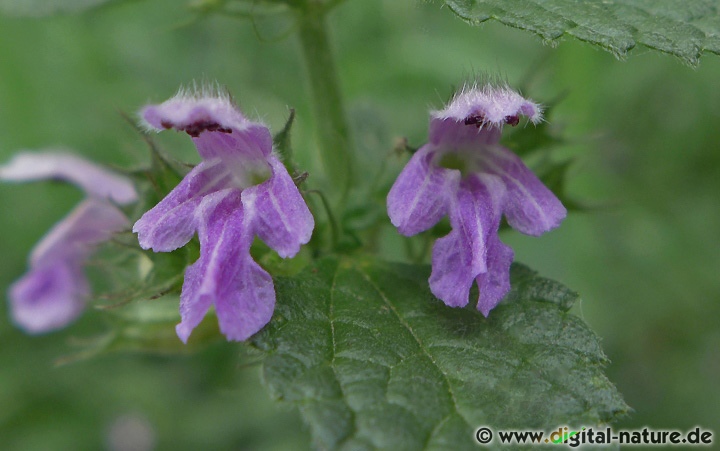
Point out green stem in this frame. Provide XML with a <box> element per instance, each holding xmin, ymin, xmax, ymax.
<box><xmin>306</xmin><ymin>189</ymin><xmax>340</xmax><ymax>251</ymax></box>
<box><xmin>297</xmin><ymin>4</ymin><xmax>353</xmax><ymax>207</ymax></box>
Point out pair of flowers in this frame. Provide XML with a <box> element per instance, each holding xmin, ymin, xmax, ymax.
<box><xmin>1</xmin><ymin>84</ymin><xmax>565</xmax><ymax>342</ymax></box>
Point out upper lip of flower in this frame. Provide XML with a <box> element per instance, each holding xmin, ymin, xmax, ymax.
<box><xmin>432</xmin><ymin>84</ymin><xmax>544</xmax><ymax>126</ymax></box>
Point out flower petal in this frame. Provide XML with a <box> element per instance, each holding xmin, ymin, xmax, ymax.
<box><xmin>482</xmin><ymin>146</ymin><xmax>567</xmax><ymax>236</ymax></box>
<box><xmin>242</xmin><ymin>156</ymin><xmax>314</xmax><ymax>259</ymax></box>
<box><xmin>175</xmin><ymin>259</ymin><xmax>214</xmax><ymax>344</ymax></box>
<box><xmin>428</xmin><ymin>229</ymin><xmax>474</xmax><ymax>308</ymax></box>
<box><xmin>475</xmin><ymin>235</ymin><xmax>514</xmax><ymax>316</ymax></box>
<box><xmin>428</xmin><ymin>173</ymin><xmax>505</xmax><ymax>307</ymax></box>
<box><xmin>8</xmin><ymin>199</ymin><xmax>127</xmax><ymax>334</ymax></box>
<box><xmin>5</xmin><ymin>197</ymin><xmax>128</xmax><ymax>335</ymax></box>
<box><xmin>176</xmin><ymin>189</ymin><xmax>245</xmax><ymax>343</ymax></box>
<box><xmin>428</xmin><ymin>117</ymin><xmax>501</xmax><ymax>148</ymax></box>
<box><xmin>9</xmin><ymin>260</ymin><xmax>88</xmax><ymax>334</ymax></box>
<box><xmin>133</xmin><ymin>161</ymin><xmax>236</xmax><ymax>252</ymax></box>
<box><xmin>214</xmin><ymin>258</ymin><xmax>275</xmax><ymax>342</ymax></box>
<box><xmin>387</xmin><ymin>145</ymin><xmax>458</xmax><ymax>236</ymax></box>
<box><xmin>451</xmin><ymin>173</ymin><xmax>506</xmax><ymax>276</ymax></box>
<box><xmin>31</xmin><ymin>199</ymin><xmax>128</xmax><ymax>265</ymax></box>
<box><xmin>141</xmin><ymin>93</ymin><xmax>273</xmax><ymax>165</ymax></box>
<box><xmin>193</xmin><ymin>126</ymin><xmax>272</xmax><ymax>168</ymax></box>
<box><xmin>0</xmin><ymin>151</ymin><xmax>137</xmax><ymax>204</ymax></box>
<box><xmin>432</xmin><ymin>84</ymin><xmax>543</xmax><ymax>127</ymax></box>
<box><xmin>176</xmin><ymin>189</ymin><xmax>273</xmax><ymax>343</ymax></box>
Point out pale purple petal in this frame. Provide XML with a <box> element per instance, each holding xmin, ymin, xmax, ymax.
<box><xmin>432</xmin><ymin>84</ymin><xmax>542</xmax><ymax>127</ymax></box>
<box><xmin>8</xmin><ymin>199</ymin><xmax>127</xmax><ymax>334</ymax></box>
<box><xmin>192</xmin><ymin>127</ymin><xmax>271</xmax><ymax>170</ymax></box>
<box><xmin>133</xmin><ymin>161</ymin><xmax>235</xmax><ymax>252</ymax></box>
<box><xmin>31</xmin><ymin>199</ymin><xmax>128</xmax><ymax>265</ymax></box>
<box><xmin>429</xmin><ymin>173</ymin><xmax>505</xmax><ymax>308</ymax></box>
<box><xmin>475</xmin><ymin>235</ymin><xmax>514</xmax><ymax>316</ymax></box>
<box><xmin>143</xmin><ymin>92</ymin><xmax>247</xmax><ymax>134</ymax></box>
<box><xmin>141</xmin><ymin>93</ymin><xmax>273</xmax><ymax>164</ymax></box>
<box><xmin>482</xmin><ymin>146</ymin><xmax>567</xmax><ymax>236</ymax></box>
<box><xmin>387</xmin><ymin>145</ymin><xmax>459</xmax><ymax>236</ymax></box>
<box><xmin>9</xmin><ymin>260</ymin><xmax>89</xmax><ymax>334</ymax></box>
<box><xmin>177</xmin><ymin>189</ymin><xmax>246</xmax><ymax>343</ymax></box>
<box><xmin>428</xmin><ymin>117</ymin><xmax>502</xmax><ymax>148</ymax></box>
<box><xmin>214</xmin><ymin>258</ymin><xmax>275</xmax><ymax>342</ymax></box>
<box><xmin>0</xmin><ymin>151</ymin><xmax>137</xmax><ymax>204</ymax></box>
<box><xmin>428</xmin><ymin>230</ymin><xmax>474</xmax><ymax>308</ymax></box>
<box><xmin>242</xmin><ymin>156</ymin><xmax>314</xmax><ymax>259</ymax></box>
<box><xmin>451</xmin><ymin>173</ymin><xmax>506</xmax><ymax>276</ymax></box>
<box><xmin>176</xmin><ymin>189</ymin><xmax>273</xmax><ymax>343</ymax></box>
<box><xmin>175</xmin><ymin>259</ymin><xmax>214</xmax><ymax>344</ymax></box>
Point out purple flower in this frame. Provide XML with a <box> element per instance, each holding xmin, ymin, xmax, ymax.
<box><xmin>387</xmin><ymin>84</ymin><xmax>566</xmax><ymax>315</ymax></box>
<box><xmin>0</xmin><ymin>151</ymin><xmax>137</xmax><ymax>333</ymax></box>
<box><xmin>133</xmin><ymin>90</ymin><xmax>314</xmax><ymax>343</ymax></box>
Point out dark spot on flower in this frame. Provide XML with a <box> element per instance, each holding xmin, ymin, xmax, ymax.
<box><xmin>504</xmin><ymin>115</ymin><xmax>520</xmax><ymax>126</ymax></box>
<box><xmin>182</xmin><ymin>121</ymin><xmax>233</xmax><ymax>137</ymax></box>
<box><xmin>463</xmin><ymin>114</ymin><xmax>486</xmax><ymax>128</ymax></box>
<box><xmin>160</xmin><ymin>121</ymin><xmax>173</xmax><ymax>129</ymax></box>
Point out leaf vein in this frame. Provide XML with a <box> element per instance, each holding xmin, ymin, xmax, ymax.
<box><xmin>355</xmin><ymin>264</ymin><xmax>475</xmax><ymax>446</ymax></box>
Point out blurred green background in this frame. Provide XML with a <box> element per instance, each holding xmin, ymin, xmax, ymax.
<box><xmin>1</xmin><ymin>0</ymin><xmax>719</xmax><ymax>449</ymax></box>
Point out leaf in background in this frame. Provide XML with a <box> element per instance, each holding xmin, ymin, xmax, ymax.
<box><xmin>0</xmin><ymin>0</ymin><xmax>123</xmax><ymax>16</ymax></box>
<box><xmin>252</xmin><ymin>257</ymin><xmax>628</xmax><ymax>450</ymax></box>
<box><xmin>444</xmin><ymin>0</ymin><xmax>720</xmax><ymax>66</ymax></box>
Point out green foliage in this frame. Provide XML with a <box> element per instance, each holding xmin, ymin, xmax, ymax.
<box><xmin>2</xmin><ymin>0</ymin><xmax>719</xmax><ymax>447</ymax></box>
<box><xmin>444</xmin><ymin>0</ymin><xmax>720</xmax><ymax>66</ymax></box>
<box><xmin>252</xmin><ymin>257</ymin><xmax>628</xmax><ymax>450</ymax></box>
<box><xmin>0</xmin><ymin>0</ymin><xmax>122</xmax><ymax>16</ymax></box>
<box><xmin>273</xmin><ymin>108</ymin><xmax>297</xmax><ymax>172</ymax></box>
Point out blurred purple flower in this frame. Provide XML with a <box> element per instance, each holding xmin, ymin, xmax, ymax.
<box><xmin>0</xmin><ymin>152</ymin><xmax>137</xmax><ymax>333</ymax></box>
<box><xmin>133</xmin><ymin>89</ymin><xmax>314</xmax><ymax>343</ymax></box>
<box><xmin>387</xmin><ymin>84</ymin><xmax>566</xmax><ymax>315</ymax></box>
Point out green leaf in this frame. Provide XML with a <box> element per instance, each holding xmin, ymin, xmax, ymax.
<box><xmin>252</xmin><ymin>257</ymin><xmax>628</xmax><ymax>450</ymax></box>
<box><xmin>444</xmin><ymin>0</ymin><xmax>720</xmax><ymax>66</ymax></box>
<box><xmin>0</xmin><ymin>0</ymin><xmax>123</xmax><ymax>16</ymax></box>
<box><xmin>273</xmin><ymin>108</ymin><xmax>297</xmax><ymax>172</ymax></box>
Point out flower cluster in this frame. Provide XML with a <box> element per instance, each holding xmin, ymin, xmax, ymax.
<box><xmin>0</xmin><ymin>152</ymin><xmax>137</xmax><ymax>333</ymax></box>
<box><xmin>133</xmin><ymin>90</ymin><xmax>314</xmax><ymax>342</ymax></box>
<box><xmin>3</xmin><ymin>82</ymin><xmax>565</xmax><ymax>342</ymax></box>
<box><xmin>387</xmin><ymin>84</ymin><xmax>566</xmax><ymax>315</ymax></box>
